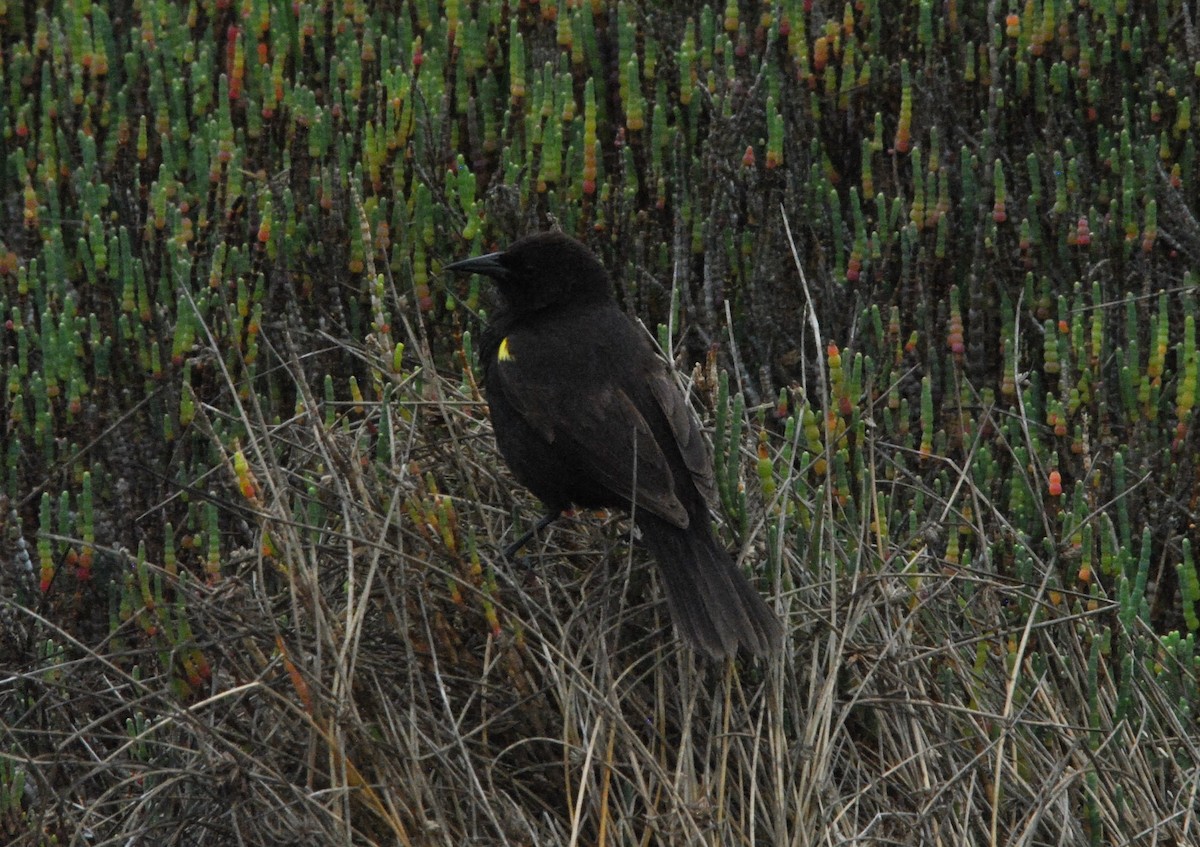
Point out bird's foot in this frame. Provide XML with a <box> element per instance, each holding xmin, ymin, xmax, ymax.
<box><xmin>502</xmin><ymin>510</ymin><xmax>563</xmax><ymax>564</ymax></box>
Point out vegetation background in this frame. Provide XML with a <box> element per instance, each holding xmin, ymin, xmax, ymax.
<box><xmin>1</xmin><ymin>0</ymin><xmax>1198</xmax><ymax>844</ymax></box>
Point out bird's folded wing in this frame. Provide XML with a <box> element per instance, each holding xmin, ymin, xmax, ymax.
<box><xmin>648</xmin><ymin>371</ymin><xmax>719</xmax><ymax>508</ymax></box>
<box><xmin>496</xmin><ymin>366</ymin><xmax>689</xmax><ymax>528</ymax></box>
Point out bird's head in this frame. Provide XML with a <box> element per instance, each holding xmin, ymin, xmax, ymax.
<box><xmin>444</xmin><ymin>231</ymin><xmax>612</xmax><ymax>313</ymax></box>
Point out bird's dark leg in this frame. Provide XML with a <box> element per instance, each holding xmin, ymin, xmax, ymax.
<box><xmin>503</xmin><ymin>510</ymin><xmax>562</xmax><ymax>562</ymax></box>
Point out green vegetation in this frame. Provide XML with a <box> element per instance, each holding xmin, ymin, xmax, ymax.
<box><xmin>1</xmin><ymin>0</ymin><xmax>1197</xmax><ymax>844</ymax></box>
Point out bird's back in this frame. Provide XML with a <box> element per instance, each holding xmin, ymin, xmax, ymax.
<box><xmin>481</xmin><ymin>299</ymin><xmax>709</xmax><ymax>520</ymax></box>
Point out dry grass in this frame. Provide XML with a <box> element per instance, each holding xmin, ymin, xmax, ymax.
<box><xmin>3</xmin><ymin>256</ymin><xmax>1198</xmax><ymax>847</ymax></box>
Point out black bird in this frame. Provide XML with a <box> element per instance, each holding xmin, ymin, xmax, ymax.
<box><xmin>445</xmin><ymin>232</ymin><xmax>781</xmax><ymax>658</ymax></box>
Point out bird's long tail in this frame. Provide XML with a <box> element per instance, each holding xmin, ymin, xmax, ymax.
<box><xmin>637</xmin><ymin>514</ymin><xmax>782</xmax><ymax>658</ymax></box>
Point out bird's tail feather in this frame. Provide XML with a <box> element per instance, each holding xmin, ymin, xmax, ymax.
<box><xmin>638</xmin><ymin>514</ymin><xmax>782</xmax><ymax>658</ymax></box>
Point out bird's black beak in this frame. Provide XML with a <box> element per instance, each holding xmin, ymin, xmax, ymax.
<box><xmin>444</xmin><ymin>251</ymin><xmax>509</xmax><ymax>281</ymax></box>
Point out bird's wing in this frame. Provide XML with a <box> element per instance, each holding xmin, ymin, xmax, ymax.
<box><xmin>494</xmin><ymin>364</ymin><xmax>690</xmax><ymax>528</ymax></box>
<box><xmin>648</xmin><ymin>370</ymin><xmax>719</xmax><ymax>507</ymax></box>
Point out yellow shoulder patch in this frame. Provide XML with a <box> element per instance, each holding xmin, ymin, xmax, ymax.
<box><xmin>498</xmin><ymin>337</ymin><xmax>514</xmax><ymax>361</ymax></box>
